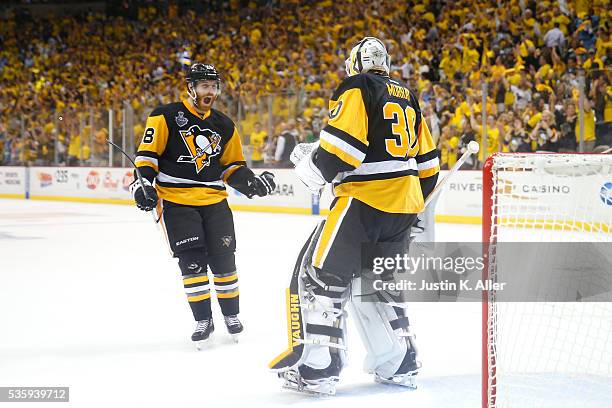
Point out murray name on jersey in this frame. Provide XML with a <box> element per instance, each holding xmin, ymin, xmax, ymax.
<box><xmin>314</xmin><ymin>73</ymin><xmax>440</xmax><ymax>214</ymax></box>
<box><xmin>134</xmin><ymin>100</ymin><xmax>248</xmax><ymax>206</ymax></box>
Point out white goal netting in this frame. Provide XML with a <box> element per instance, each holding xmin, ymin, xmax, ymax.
<box><xmin>484</xmin><ymin>153</ymin><xmax>612</xmax><ymax>408</ymax></box>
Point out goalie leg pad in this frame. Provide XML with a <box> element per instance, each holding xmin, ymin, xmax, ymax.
<box><xmin>269</xmin><ymin>224</ymin><xmax>350</xmax><ymax>393</ymax></box>
<box><xmin>350</xmin><ymin>278</ymin><xmax>420</xmax><ymax>384</ymax></box>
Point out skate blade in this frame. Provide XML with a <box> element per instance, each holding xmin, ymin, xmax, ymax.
<box><xmin>281</xmin><ymin>381</ymin><xmax>336</xmax><ymax>396</ymax></box>
<box><xmin>374</xmin><ymin>374</ymin><xmax>417</xmax><ymax>389</ymax></box>
<box><xmin>194</xmin><ymin>339</ymin><xmax>210</xmax><ymax>351</ymax></box>
<box><xmin>280</xmin><ymin>371</ymin><xmax>337</xmax><ymax>396</ymax></box>
<box><xmin>230</xmin><ymin>334</ymin><xmax>240</xmax><ymax>343</ymax></box>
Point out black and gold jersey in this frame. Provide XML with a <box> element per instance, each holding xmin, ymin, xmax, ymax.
<box><xmin>135</xmin><ymin>99</ymin><xmax>247</xmax><ymax>206</ymax></box>
<box><xmin>314</xmin><ymin>73</ymin><xmax>439</xmax><ymax>214</ymax></box>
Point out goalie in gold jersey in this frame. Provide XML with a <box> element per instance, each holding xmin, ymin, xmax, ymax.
<box><xmin>270</xmin><ymin>37</ymin><xmax>439</xmax><ymax>394</ymax></box>
<box><xmin>130</xmin><ymin>63</ymin><xmax>275</xmax><ymax>347</ymax></box>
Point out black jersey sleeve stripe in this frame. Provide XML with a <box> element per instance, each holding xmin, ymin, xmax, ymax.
<box><xmin>415</xmin><ymin>149</ymin><xmax>439</xmax><ymax>163</ymax></box>
<box><xmin>138</xmin><ymin>167</ymin><xmax>157</xmax><ymax>184</ymax></box>
<box><xmin>136</xmin><ymin>150</ymin><xmax>159</xmax><ymax>159</ymax></box>
<box><xmin>323</xmin><ymin>125</ymin><xmax>369</xmax><ymax>153</ymax></box>
<box><xmin>419</xmin><ymin>173</ymin><xmax>438</xmax><ymax>201</ymax></box>
<box><xmin>335</xmin><ymin>169</ymin><xmax>418</xmax><ymax>184</ymax></box>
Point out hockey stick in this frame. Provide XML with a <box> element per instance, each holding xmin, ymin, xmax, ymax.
<box><xmin>423</xmin><ymin>140</ymin><xmax>479</xmax><ymax>208</ymax></box>
<box><xmin>106</xmin><ymin>139</ymin><xmax>161</xmax><ymax>223</ymax></box>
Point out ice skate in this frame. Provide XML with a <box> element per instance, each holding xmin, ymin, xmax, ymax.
<box><xmin>374</xmin><ymin>372</ymin><xmax>418</xmax><ymax>389</ymax></box>
<box><xmin>192</xmin><ymin>318</ymin><xmax>214</xmax><ymax>350</ymax></box>
<box><xmin>223</xmin><ymin>314</ymin><xmax>243</xmax><ymax>343</ymax></box>
<box><xmin>373</xmin><ymin>357</ymin><xmax>420</xmax><ymax>389</ymax></box>
<box><xmin>279</xmin><ymin>369</ymin><xmax>338</xmax><ymax>396</ymax></box>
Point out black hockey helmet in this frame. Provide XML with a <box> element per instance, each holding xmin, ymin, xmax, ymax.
<box><xmin>186</xmin><ymin>63</ymin><xmax>220</xmax><ymax>84</ymax></box>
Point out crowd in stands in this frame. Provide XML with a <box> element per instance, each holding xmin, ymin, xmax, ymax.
<box><xmin>0</xmin><ymin>0</ymin><xmax>610</xmax><ymax>169</ymax></box>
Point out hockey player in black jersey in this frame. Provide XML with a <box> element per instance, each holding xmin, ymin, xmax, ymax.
<box><xmin>130</xmin><ymin>63</ymin><xmax>275</xmax><ymax>348</ymax></box>
<box><xmin>269</xmin><ymin>37</ymin><xmax>440</xmax><ymax>394</ymax></box>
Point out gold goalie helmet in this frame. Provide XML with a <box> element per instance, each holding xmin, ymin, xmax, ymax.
<box><xmin>344</xmin><ymin>37</ymin><xmax>391</xmax><ymax>77</ymax></box>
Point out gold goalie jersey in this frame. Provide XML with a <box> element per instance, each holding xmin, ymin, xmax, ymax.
<box><xmin>134</xmin><ymin>100</ymin><xmax>247</xmax><ymax>206</ymax></box>
<box><xmin>314</xmin><ymin>73</ymin><xmax>440</xmax><ymax>214</ymax></box>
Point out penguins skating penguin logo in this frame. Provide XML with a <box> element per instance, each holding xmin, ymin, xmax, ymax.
<box><xmin>177</xmin><ymin>125</ymin><xmax>222</xmax><ymax>173</ymax></box>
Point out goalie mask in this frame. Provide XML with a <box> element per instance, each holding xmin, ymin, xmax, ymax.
<box><xmin>186</xmin><ymin>63</ymin><xmax>221</xmax><ymax>111</ymax></box>
<box><xmin>345</xmin><ymin>37</ymin><xmax>391</xmax><ymax>77</ymax></box>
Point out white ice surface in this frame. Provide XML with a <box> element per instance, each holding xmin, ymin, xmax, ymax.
<box><xmin>1</xmin><ymin>199</ymin><xmax>607</xmax><ymax>407</ymax></box>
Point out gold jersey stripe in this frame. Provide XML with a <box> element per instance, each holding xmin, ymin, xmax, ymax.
<box><xmin>156</xmin><ymin>185</ymin><xmax>228</xmax><ymax>206</ymax></box>
<box><xmin>213</xmin><ymin>274</ymin><xmax>238</xmax><ymax>283</ymax></box>
<box><xmin>217</xmin><ymin>291</ymin><xmax>240</xmax><ymax>299</ymax></box>
<box><xmin>313</xmin><ymin>197</ymin><xmax>351</xmax><ymax>268</ymax></box>
<box><xmin>327</xmin><ymin>88</ymin><xmax>368</xmax><ymax>146</ymax></box>
<box><xmin>183</xmin><ymin>276</ymin><xmax>209</xmax><ymax>285</ymax></box>
<box><xmin>320</xmin><ymin>139</ymin><xmax>362</xmax><ymax>168</ymax></box>
<box><xmin>418</xmin><ymin>166</ymin><xmax>440</xmax><ymax>178</ymax></box>
<box><xmin>219</xmin><ymin>128</ymin><xmax>246</xmax><ymax>169</ymax></box>
<box><xmin>135</xmin><ymin>161</ymin><xmax>159</xmax><ymax>172</ymax></box>
<box><xmin>188</xmin><ymin>293</ymin><xmax>211</xmax><ymax>302</ymax></box>
<box><xmin>417</xmin><ymin>114</ymin><xmax>437</xmax><ymax>154</ymax></box>
<box><xmin>221</xmin><ymin>165</ymin><xmax>241</xmax><ymax>182</ymax></box>
<box><xmin>334</xmin><ymin>176</ymin><xmax>425</xmax><ymax>214</ymax></box>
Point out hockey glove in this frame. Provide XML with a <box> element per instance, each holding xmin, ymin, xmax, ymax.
<box><xmin>129</xmin><ymin>178</ymin><xmax>158</xmax><ymax>212</ymax></box>
<box><xmin>290</xmin><ymin>141</ymin><xmax>320</xmax><ymax>166</ymax></box>
<box><xmin>295</xmin><ymin>149</ymin><xmax>326</xmax><ymax>194</ymax></box>
<box><xmin>247</xmin><ymin>171</ymin><xmax>276</xmax><ymax>197</ymax></box>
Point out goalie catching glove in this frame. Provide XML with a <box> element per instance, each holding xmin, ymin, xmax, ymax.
<box><xmin>291</xmin><ymin>142</ymin><xmax>326</xmax><ymax>194</ymax></box>
<box><xmin>129</xmin><ymin>178</ymin><xmax>158</xmax><ymax>212</ymax></box>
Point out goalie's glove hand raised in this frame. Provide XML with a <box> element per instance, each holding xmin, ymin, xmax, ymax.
<box><xmin>246</xmin><ymin>171</ymin><xmax>276</xmax><ymax>198</ymax></box>
<box><xmin>129</xmin><ymin>178</ymin><xmax>158</xmax><ymax>212</ymax></box>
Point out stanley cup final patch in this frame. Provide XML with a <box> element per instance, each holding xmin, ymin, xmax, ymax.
<box><xmin>175</xmin><ymin>111</ymin><xmax>188</xmax><ymax>127</ymax></box>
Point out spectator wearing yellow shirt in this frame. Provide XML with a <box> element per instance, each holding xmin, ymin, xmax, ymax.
<box><xmin>438</xmin><ymin>126</ymin><xmax>459</xmax><ymax>170</ymax></box>
<box><xmin>249</xmin><ymin>122</ymin><xmax>267</xmax><ymax>168</ymax></box>
<box><xmin>67</xmin><ymin>132</ymin><xmax>91</xmax><ymax>166</ymax></box>
<box><xmin>461</xmin><ymin>38</ymin><xmax>480</xmax><ymax>75</ymax></box>
<box><xmin>469</xmin><ymin>102</ymin><xmax>501</xmax><ymax>161</ymax></box>
<box><xmin>439</xmin><ymin>47</ymin><xmax>461</xmax><ymax>81</ymax></box>
<box><xmin>575</xmin><ymin>98</ymin><xmax>596</xmax><ymax>152</ymax></box>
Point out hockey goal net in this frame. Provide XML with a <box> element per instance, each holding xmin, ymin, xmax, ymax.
<box><xmin>482</xmin><ymin>153</ymin><xmax>612</xmax><ymax>408</ymax></box>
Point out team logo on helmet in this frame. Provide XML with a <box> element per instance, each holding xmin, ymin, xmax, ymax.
<box><xmin>177</xmin><ymin>125</ymin><xmax>222</xmax><ymax>173</ymax></box>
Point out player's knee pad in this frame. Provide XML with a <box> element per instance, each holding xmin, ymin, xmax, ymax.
<box><xmin>350</xmin><ymin>278</ymin><xmax>420</xmax><ymax>381</ymax></box>
<box><xmin>269</xmin><ymin>223</ymin><xmax>350</xmax><ymax>382</ymax></box>
<box><xmin>177</xmin><ymin>249</ymin><xmax>210</xmax><ymax>303</ymax></box>
<box><xmin>177</xmin><ymin>248</ymin><xmax>207</xmax><ymax>275</ymax></box>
